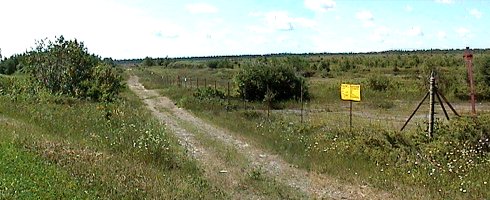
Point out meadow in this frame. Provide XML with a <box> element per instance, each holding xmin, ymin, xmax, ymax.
<box><xmin>0</xmin><ymin>75</ymin><xmax>226</xmax><ymax>199</ymax></box>
<box><xmin>132</xmin><ymin>53</ymin><xmax>490</xmax><ymax>199</ymax></box>
<box><xmin>2</xmin><ymin>48</ymin><xmax>490</xmax><ymax>199</ymax></box>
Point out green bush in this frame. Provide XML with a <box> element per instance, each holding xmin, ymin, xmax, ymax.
<box><xmin>141</xmin><ymin>56</ymin><xmax>155</xmax><ymax>67</ymax></box>
<box><xmin>82</xmin><ymin>64</ymin><xmax>124</xmax><ymax>102</ymax></box>
<box><xmin>0</xmin><ymin>54</ymin><xmax>23</xmax><ymax>75</ymax></box>
<box><xmin>193</xmin><ymin>87</ymin><xmax>225</xmax><ymax>100</ymax></box>
<box><xmin>207</xmin><ymin>59</ymin><xmax>233</xmax><ymax>69</ymax></box>
<box><xmin>367</xmin><ymin>74</ymin><xmax>392</xmax><ymax>91</ymax></box>
<box><xmin>24</xmin><ymin>36</ymin><xmax>123</xmax><ymax>102</ymax></box>
<box><xmin>234</xmin><ymin>62</ymin><xmax>308</xmax><ymax>102</ymax></box>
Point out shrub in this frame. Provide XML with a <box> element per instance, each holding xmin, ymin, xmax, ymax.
<box><xmin>207</xmin><ymin>59</ymin><xmax>233</xmax><ymax>69</ymax></box>
<box><xmin>141</xmin><ymin>57</ymin><xmax>155</xmax><ymax>67</ymax></box>
<box><xmin>207</xmin><ymin>60</ymin><xmax>219</xmax><ymax>69</ymax></box>
<box><xmin>82</xmin><ymin>64</ymin><xmax>124</xmax><ymax>102</ymax></box>
<box><xmin>234</xmin><ymin>62</ymin><xmax>308</xmax><ymax>102</ymax></box>
<box><xmin>367</xmin><ymin>74</ymin><xmax>392</xmax><ymax>91</ymax></box>
<box><xmin>0</xmin><ymin>54</ymin><xmax>28</xmax><ymax>75</ymax></box>
<box><xmin>24</xmin><ymin>36</ymin><xmax>123</xmax><ymax>102</ymax></box>
<box><xmin>193</xmin><ymin>87</ymin><xmax>225</xmax><ymax>100</ymax></box>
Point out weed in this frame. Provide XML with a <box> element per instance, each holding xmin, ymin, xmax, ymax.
<box><xmin>248</xmin><ymin>167</ymin><xmax>265</xmax><ymax>181</ymax></box>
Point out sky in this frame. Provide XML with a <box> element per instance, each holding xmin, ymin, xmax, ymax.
<box><xmin>0</xmin><ymin>0</ymin><xmax>489</xmax><ymax>59</ymax></box>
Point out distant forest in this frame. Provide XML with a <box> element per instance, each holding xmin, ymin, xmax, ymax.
<box><xmin>115</xmin><ymin>48</ymin><xmax>490</xmax><ymax>67</ymax></box>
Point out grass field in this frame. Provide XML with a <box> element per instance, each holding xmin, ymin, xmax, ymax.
<box><xmin>134</xmin><ymin>66</ymin><xmax>490</xmax><ymax>199</ymax></box>
<box><xmin>2</xmin><ymin>62</ymin><xmax>489</xmax><ymax>199</ymax></box>
<box><xmin>0</xmin><ymin>75</ymin><xmax>226</xmax><ymax>199</ymax></box>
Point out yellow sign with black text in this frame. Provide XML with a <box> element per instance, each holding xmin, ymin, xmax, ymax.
<box><xmin>341</xmin><ymin>84</ymin><xmax>361</xmax><ymax>101</ymax></box>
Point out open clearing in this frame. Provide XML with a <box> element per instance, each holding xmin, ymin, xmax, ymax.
<box><xmin>128</xmin><ymin>75</ymin><xmax>395</xmax><ymax>199</ymax></box>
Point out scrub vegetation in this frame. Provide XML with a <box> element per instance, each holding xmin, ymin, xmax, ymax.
<box><xmin>132</xmin><ymin>50</ymin><xmax>490</xmax><ymax>199</ymax></box>
<box><xmin>2</xmin><ymin>37</ymin><xmax>490</xmax><ymax>199</ymax></box>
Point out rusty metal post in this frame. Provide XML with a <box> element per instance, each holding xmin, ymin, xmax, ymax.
<box><xmin>464</xmin><ymin>47</ymin><xmax>476</xmax><ymax>116</ymax></box>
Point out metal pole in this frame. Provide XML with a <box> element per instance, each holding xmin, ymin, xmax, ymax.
<box><xmin>400</xmin><ymin>92</ymin><xmax>429</xmax><ymax>131</ymax></box>
<box><xmin>267</xmin><ymin>85</ymin><xmax>270</xmax><ymax>118</ymax></box>
<box><xmin>301</xmin><ymin>83</ymin><xmax>304</xmax><ymax>124</ymax></box>
<box><xmin>227</xmin><ymin>81</ymin><xmax>230</xmax><ymax>111</ymax></box>
<box><xmin>438</xmin><ymin>92</ymin><xmax>461</xmax><ymax>117</ymax></box>
<box><xmin>429</xmin><ymin>71</ymin><xmax>435</xmax><ymax>138</ymax></box>
<box><xmin>436</xmin><ymin>91</ymin><xmax>450</xmax><ymax>120</ymax></box>
<box><xmin>464</xmin><ymin>47</ymin><xmax>477</xmax><ymax>116</ymax></box>
<box><xmin>349</xmin><ymin>100</ymin><xmax>353</xmax><ymax>132</ymax></box>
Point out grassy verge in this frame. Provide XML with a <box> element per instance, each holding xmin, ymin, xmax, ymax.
<box><xmin>0</xmin><ymin>120</ymin><xmax>96</xmax><ymax>199</ymax></box>
<box><xmin>0</xmin><ymin>75</ymin><xmax>226</xmax><ymax>199</ymax></box>
<box><xmin>135</xmin><ymin>67</ymin><xmax>490</xmax><ymax>199</ymax></box>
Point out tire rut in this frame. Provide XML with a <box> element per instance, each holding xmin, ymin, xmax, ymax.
<box><xmin>128</xmin><ymin>75</ymin><xmax>396</xmax><ymax>199</ymax></box>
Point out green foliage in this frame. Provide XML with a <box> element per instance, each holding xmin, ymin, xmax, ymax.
<box><xmin>367</xmin><ymin>74</ymin><xmax>392</xmax><ymax>91</ymax></box>
<box><xmin>167</xmin><ymin>61</ymin><xmax>205</xmax><ymax>68</ymax></box>
<box><xmin>234</xmin><ymin>62</ymin><xmax>308</xmax><ymax>102</ymax></box>
<box><xmin>207</xmin><ymin>60</ymin><xmax>219</xmax><ymax>69</ymax></box>
<box><xmin>207</xmin><ymin>59</ymin><xmax>234</xmax><ymax>69</ymax></box>
<box><xmin>285</xmin><ymin>56</ymin><xmax>308</xmax><ymax>71</ymax></box>
<box><xmin>474</xmin><ymin>55</ymin><xmax>490</xmax><ymax>100</ymax></box>
<box><xmin>83</xmin><ymin>64</ymin><xmax>124</xmax><ymax>102</ymax></box>
<box><xmin>479</xmin><ymin>56</ymin><xmax>490</xmax><ymax>86</ymax></box>
<box><xmin>141</xmin><ymin>56</ymin><xmax>155</xmax><ymax>67</ymax></box>
<box><xmin>24</xmin><ymin>36</ymin><xmax>123</xmax><ymax>102</ymax></box>
<box><xmin>0</xmin><ymin>54</ymin><xmax>27</xmax><ymax>75</ymax></box>
<box><xmin>193</xmin><ymin>87</ymin><xmax>225</xmax><ymax>100</ymax></box>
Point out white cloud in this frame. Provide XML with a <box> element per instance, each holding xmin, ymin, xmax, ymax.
<box><xmin>304</xmin><ymin>0</ymin><xmax>336</xmax><ymax>12</ymax></box>
<box><xmin>370</xmin><ymin>26</ymin><xmax>391</xmax><ymax>42</ymax></box>
<box><xmin>456</xmin><ymin>27</ymin><xmax>471</xmax><ymax>38</ymax></box>
<box><xmin>265</xmin><ymin>11</ymin><xmax>294</xmax><ymax>31</ymax></box>
<box><xmin>470</xmin><ymin>9</ymin><xmax>483</xmax><ymax>19</ymax></box>
<box><xmin>406</xmin><ymin>26</ymin><xmax>424</xmax><ymax>37</ymax></box>
<box><xmin>294</xmin><ymin>18</ymin><xmax>317</xmax><ymax>28</ymax></box>
<box><xmin>251</xmin><ymin>11</ymin><xmax>317</xmax><ymax>32</ymax></box>
<box><xmin>435</xmin><ymin>0</ymin><xmax>454</xmax><ymax>4</ymax></box>
<box><xmin>0</xmin><ymin>0</ymin><xmax>174</xmax><ymax>58</ymax></box>
<box><xmin>405</xmin><ymin>5</ymin><xmax>413</xmax><ymax>12</ymax></box>
<box><xmin>437</xmin><ymin>31</ymin><xmax>447</xmax><ymax>40</ymax></box>
<box><xmin>356</xmin><ymin>10</ymin><xmax>375</xmax><ymax>27</ymax></box>
<box><xmin>185</xmin><ymin>3</ymin><xmax>218</xmax><ymax>14</ymax></box>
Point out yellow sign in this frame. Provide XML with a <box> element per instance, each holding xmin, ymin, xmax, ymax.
<box><xmin>341</xmin><ymin>84</ymin><xmax>361</xmax><ymax>101</ymax></box>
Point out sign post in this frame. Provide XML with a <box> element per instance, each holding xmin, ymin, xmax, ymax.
<box><xmin>464</xmin><ymin>47</ymin><xmax>476</xmax><ymax>116</ymax></box>
<box><xmin>341</xmin><ymin>84</ymin><xmax>361</xmax><ymax>131</ymax></box>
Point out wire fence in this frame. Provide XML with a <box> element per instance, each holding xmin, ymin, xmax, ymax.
<box><xmin>150</xmin><ymin>74</ymin><xmax>468</xmax><ymax>132</ymax></box>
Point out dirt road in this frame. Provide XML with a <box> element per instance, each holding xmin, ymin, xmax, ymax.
<box><xmin>128</xmin><ymin>75</ymin><xmax>395</xmax><ymax>199</ymax></box>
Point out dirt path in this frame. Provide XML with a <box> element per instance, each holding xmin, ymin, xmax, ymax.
<box><xmin>128</xmin><ymin>75</ymin><xmax>395</xmax><ymax>199</ymax></box>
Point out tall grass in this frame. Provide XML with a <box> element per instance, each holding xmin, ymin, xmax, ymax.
<box><xmin>0</xmin><ymin>75</ymin><xmax>226</xmax><ymax>199</ymax></box>
<box><xmin>137</xmin><ymin>67</ymin><xmax>490</xmax><ymax>199</ymax></box>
